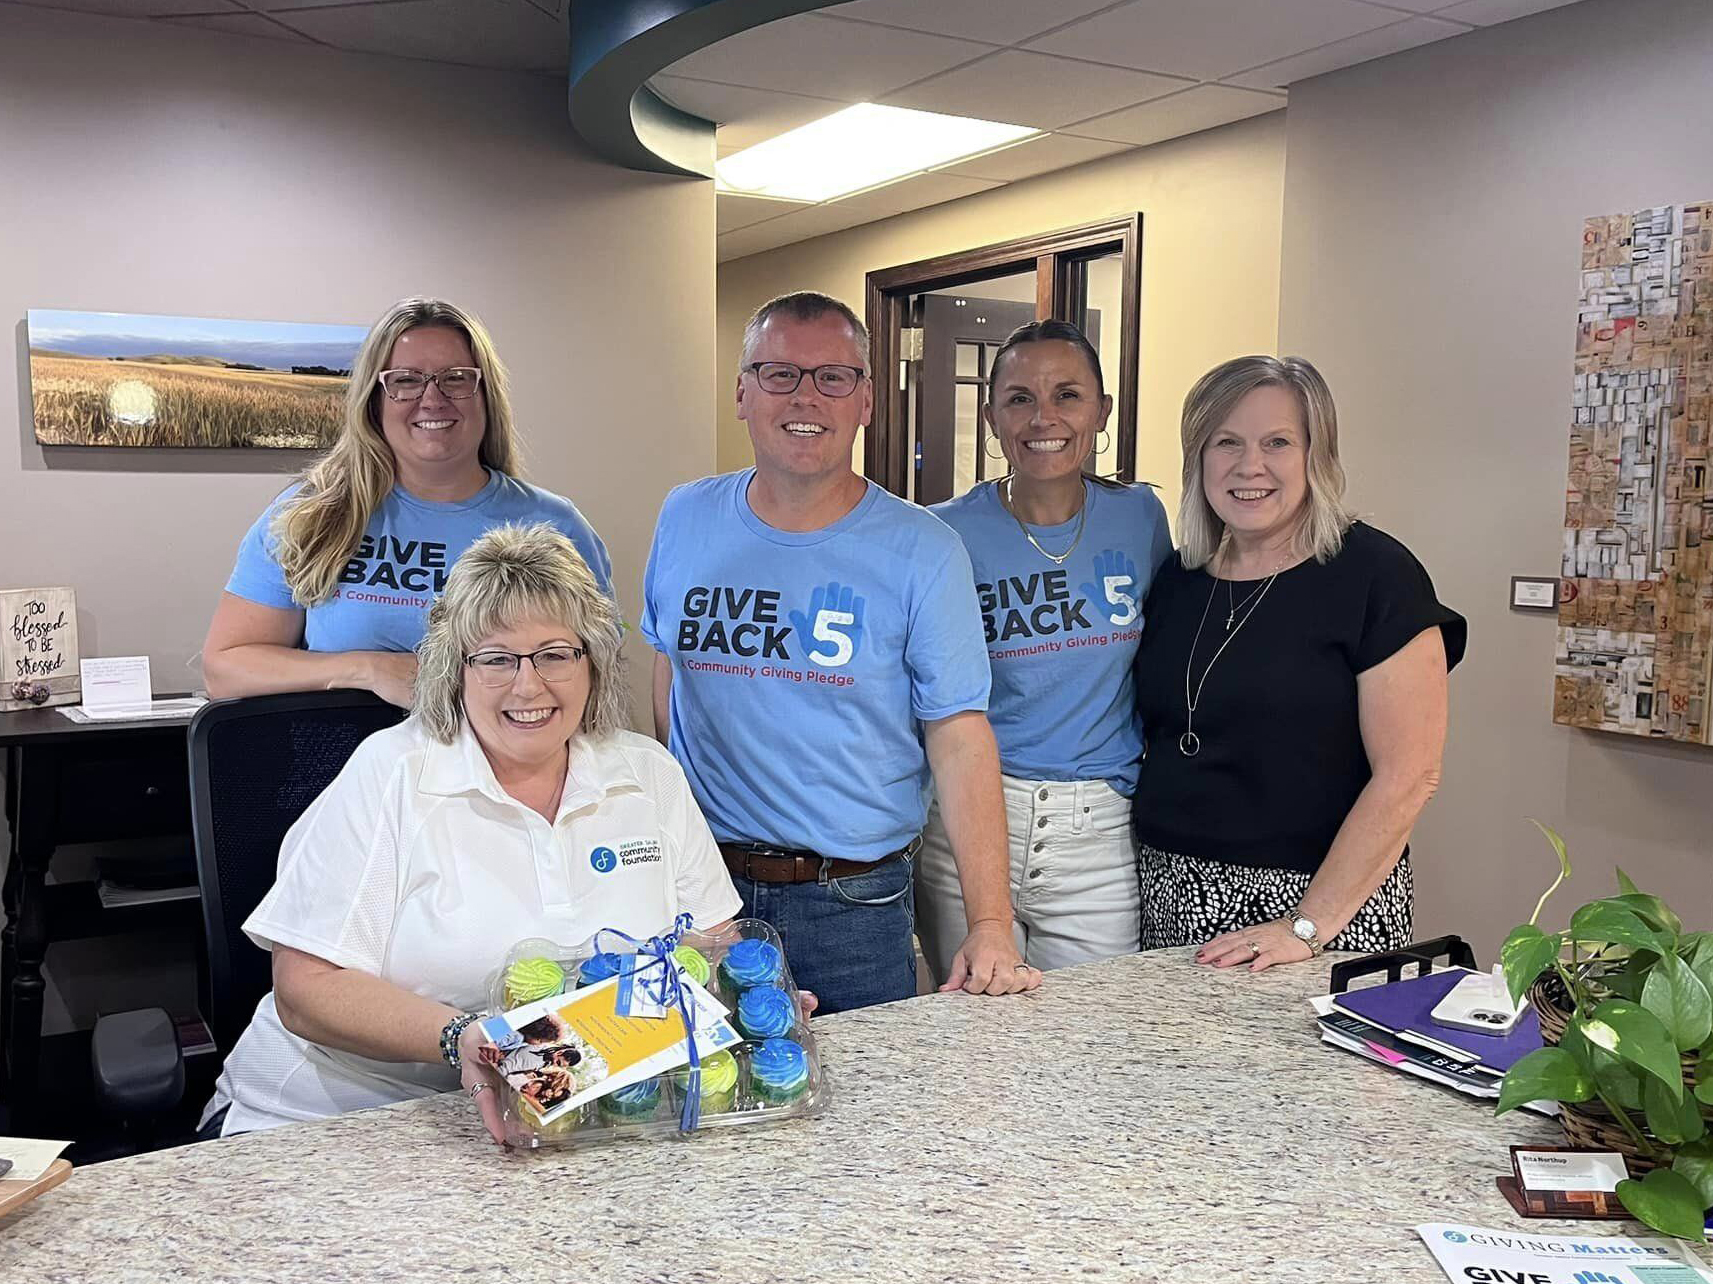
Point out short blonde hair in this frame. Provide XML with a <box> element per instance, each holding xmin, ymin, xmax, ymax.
<box><xmin>273</xmin><ymin>297</ymin><xmax>524</xmax><ymax>606</ymax></box>
<box><xmin>1176</xmin><ymin>355</ymin><xmax>1354</xmax><ymax>570</ymax></box>
<box><xmin>414</xmin><ymin>524</ymin><xmax>627</xmax><ymax>744</ymax></box>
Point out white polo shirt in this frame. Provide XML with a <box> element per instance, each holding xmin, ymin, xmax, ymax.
<box><xmin>205</xmin><ymin>717</ymin><xmax>741</xmax><ymax>1135</ymax></box>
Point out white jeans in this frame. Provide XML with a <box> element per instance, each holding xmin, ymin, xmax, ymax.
<box><xmin>914</xmin><ymin>775</ymin><xmax>1140</xmax><ymax>985</ymax></box>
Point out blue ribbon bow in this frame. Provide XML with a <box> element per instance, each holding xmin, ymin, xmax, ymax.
<box><xmin>591</xmin><ymin>912</ymin><xmax>704</xmax><ymax>1132</ymax></box>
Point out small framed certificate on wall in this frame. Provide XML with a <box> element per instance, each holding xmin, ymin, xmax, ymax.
<box><xmin>1510</xmin><ymin>577</ymin><xmax>1559</xmax><ymax>611</ymax></box>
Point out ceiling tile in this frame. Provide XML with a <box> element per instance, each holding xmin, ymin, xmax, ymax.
<box><xmin>161</xmin><ymin>11</ymin><xmax>311</xmax><ymax>41</ymax></box>
<box><xmin>823</xmin><ymin>0</ymin><xmax>1118</xmax><ymax>46</ymax></box>
<box><xmin>9</xmin><ymin>0</ymin><xmax>242</xmax><ymax>14</ymax></box>
<box><xmin>717</xmin><ymin>194</ymin><xmax>807</xmax><ymax>233</ymax></box>
<box><xmin>1065</xmin><ymin>83</ymin><xmax>1282</xmax><ymax>146</ymax></box>
<box><xmin>885</xmin><ymin>50</ymin><xmax>1191</xmax><ymax>131</ymax></box>
<box><xmin>939</xmin><ymin>132</ymin><xmax>1131</xmax><ymax>182</ymax></box>
<box><xmin>1222</xmin><ymin>14</ymin><xmax>1470</xmax><ymax>90</ymax></box>
<box><xmin>650</xmin><ymin>77</ymin><xmax>843</xmax><ymax>153</ymax></box>
<box><xmin>799</xmin><ymin>171</ymin><xmax>1003</xmax><ymax>231</ymax></box>
<box><xmin>718</xmin><ymin>213</ymin><xmax>818</xmax><ymax>262</ymax></box>
<box><xmin>1431</xmin><ymin>0</ymin><xmax>1583</xmax><ymax>24</ymax></box>
<box><xmin>246</xmin><ymin>0</ymin><xmax>414</xmax><ymax>9</ymax></box>
<box><xmin>1029</xmin><ymin>0</ymin><xmax>1402</xmax><ymax>80</ymax></box>
<box><xmin>268</xmin><ymin>0</ymin><xmax>566</xmax><ymax>73</ymax></box>
<box><xmin>661</xmin><ymin>13</ymin><xmax>989</xmax><ymax>101</ymax></box>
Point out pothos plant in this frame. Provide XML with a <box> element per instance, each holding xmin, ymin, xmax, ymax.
<box><xmin>1494</xmin><ymin>823</ymin><xmax>1713</xmax><ymax>1240</ymax></box>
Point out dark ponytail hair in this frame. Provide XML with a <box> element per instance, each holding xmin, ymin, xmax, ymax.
<box><xmin>987</xmin><ymin>319</ymin><xmax>1104</xmax><ymax>402</ymax></box>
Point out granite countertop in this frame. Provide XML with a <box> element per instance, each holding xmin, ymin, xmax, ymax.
<box><xmin>4</xmin><ymin>949</ymin><xmax>1708</xmax><ymax>1282</ymax></box>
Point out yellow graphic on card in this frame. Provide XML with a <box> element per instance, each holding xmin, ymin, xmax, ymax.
<box><xmin>553</xmin><ymin>983</ymin><xmax>687</xmax><ymax>1073</ymax></box>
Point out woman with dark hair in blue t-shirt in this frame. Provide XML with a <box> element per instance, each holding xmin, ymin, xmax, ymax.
<box><xmin>916</xmin><ymin>321</ymin><xmax>1172</xmax><ymax>982</ymax></box>
<box><xmin>203</xmin><ymin>296</ymin><xmax>608</xmax><ymax>707</ymax></box>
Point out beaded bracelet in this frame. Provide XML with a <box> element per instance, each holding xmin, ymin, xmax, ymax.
<box><xmin>439</xmin><ymin>1011</ymin><xmax>482</xmax><ymax>1069</ymax></box>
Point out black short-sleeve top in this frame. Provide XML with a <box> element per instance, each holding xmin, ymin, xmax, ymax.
<box><xmin>1131</xmin><ymin>522</ymin><xmax>1466</xmax><ymax>875</ymax></box>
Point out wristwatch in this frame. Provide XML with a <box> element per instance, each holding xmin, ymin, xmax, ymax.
<box><xmin>1287</xmin><ymin>907</ymin><xmax>1324</xmax><ymax>957</ymax></box>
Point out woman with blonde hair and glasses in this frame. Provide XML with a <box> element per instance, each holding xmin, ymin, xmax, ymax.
<box><xmin>1130</xmin><ymin>356</ymin><xmax>1466</xmax><ymax>970</ymax></box>
<box><xmin>204</xmin><ymin>296</ymin><xmax>610</xmax><ymax>707</ymax></box>
<box><xmin>200</xmin><ymin>523</ymin><xmax>739</xmax><ymax>1140</ymax></box>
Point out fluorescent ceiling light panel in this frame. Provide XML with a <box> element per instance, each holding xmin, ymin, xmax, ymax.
<box><xmin>715</xmin><ymin>103</ymin><xmax>1038</xmax><ymax>203</ymax></box>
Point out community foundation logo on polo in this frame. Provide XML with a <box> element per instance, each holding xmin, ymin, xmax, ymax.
<box><xmin>590</xmin><ymin>839</ymin><xmax>663</xmax><ymax>874</ymax></box>
<box><xmin>980</xmin><ymin>550</ymin><xmax>1141</xmax><ymax>650</ymax></box>
<box><xmin>674</xmin><ymin>581</ymin><xmax>864</xmax><ymax>686</ymax></box>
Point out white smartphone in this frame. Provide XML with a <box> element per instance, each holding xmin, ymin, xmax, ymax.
<box><xmin>1430</xmin><ymin>970</ymin><xmax>1528</xmax><ymax>1036</ymax></box>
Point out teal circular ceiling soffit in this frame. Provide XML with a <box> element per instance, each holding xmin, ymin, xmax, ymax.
<box><xmin>569</xmin><ymin>0</ymin><xmax>846</xmax><ymax>178</ymax></box>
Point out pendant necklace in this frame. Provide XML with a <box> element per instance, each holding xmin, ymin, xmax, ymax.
<box><xmin>1004</xmin><ymin>475</ymin><xmax>1086</xmax><ymax>566</ymax></box>
<box><xmin>1180</xmin><ymin>558</ymin><xmax>1285</xmax><ymax>757</ymax></box>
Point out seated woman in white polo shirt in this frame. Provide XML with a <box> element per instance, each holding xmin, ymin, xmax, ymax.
<box><xmin>202</xmin><ymin>522</ymin><xmax>742</xmax><ymax>1141</ymax></box>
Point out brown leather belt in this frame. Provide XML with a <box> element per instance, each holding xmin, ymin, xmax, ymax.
<box><xmin>718</xmin><ymin>837</ymin><xmax>920</xmax><ymax>885</ymax></box>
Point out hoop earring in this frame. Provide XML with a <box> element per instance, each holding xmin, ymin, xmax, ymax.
<box><xmin>983</xmin><ymin>435</ymin><xmax>1006</xmax><ymax>462</ymax></box>
<box><xmin>1094</xmin><ymin>427</ymin><xmax>1111</xmax><ymax>455</ymax></box>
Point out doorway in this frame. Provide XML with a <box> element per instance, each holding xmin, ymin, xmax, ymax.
<box><xmin>864</xmin><ymin>214</ymin><xmax>1142</xmax><ymax>503</ymax></box>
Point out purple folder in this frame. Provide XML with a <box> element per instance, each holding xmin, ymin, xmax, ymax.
<box><xmin>1331</xmin><ymin>968</ymin><xmax>1543</xmax><ymax>1073</ymax></box>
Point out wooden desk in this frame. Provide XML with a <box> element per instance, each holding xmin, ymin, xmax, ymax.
<box><xmin>0</xmin><ymin>704</ymin><xmax>196</xmax><ymax>1127</ymax></box>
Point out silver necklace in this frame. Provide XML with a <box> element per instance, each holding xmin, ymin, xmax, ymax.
<box><xmin>1181</xmin><ymin>561</ymin><xmax>1284</xmax><ymax>757</ymax></box>
<box><xmin>1225</xmin><ymin>576</ymin><xmax>1269</xmax><ymax>630</ymax></box>
<box><xmin>1003</xmin><ymin>476</ymin><xmax>1087</xmax><ymax>566</ymax></box>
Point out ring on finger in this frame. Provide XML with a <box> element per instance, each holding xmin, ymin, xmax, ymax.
<box><xmin>1245</xmin><ymin>939</ymin><xmax>1260</xmax><ymax>958</ymax></box>
<box><xmin>468</xmin><ymin>1082</ymin><xmax>489</xmax><ymax>1099</ymax></box>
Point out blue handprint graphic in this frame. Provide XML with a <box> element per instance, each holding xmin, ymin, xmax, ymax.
<box><xmin>788</xmin><ymin>581</ymin><xmax>866</xmax><ymax>668</ymax></box>
<box><xmin>1079</xmin><ymin>549</ymin><xmax>1140</xmax><ymax>627</ymax></box>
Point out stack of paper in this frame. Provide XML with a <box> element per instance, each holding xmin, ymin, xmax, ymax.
<box><xmin>1311</xmin><ymin>967</ymin><xmax>1545</xmax><ymax>1105</ymax></box>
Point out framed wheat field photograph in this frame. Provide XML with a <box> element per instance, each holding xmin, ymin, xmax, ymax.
<box><xmin>26</xmin><ymin>308</ymin><xmax>366</xmax><ymax>449</ymax></box>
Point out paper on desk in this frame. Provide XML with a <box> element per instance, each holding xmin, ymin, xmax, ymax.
<box><xmin>59</xmin><ymin>696</ymin><xmax>205</xmax><ymax>724</ymax></box>
<box><xmin>0</xmin><ymin>1137</ymin><xmax>71</xmax><ymax>1183</ymax></box>
<box><xmin>1419</xmin><ymin>1224</ymin><xmax>1712</xmax><ymax>1281</ymax></box>
<box><xmin>78</xmin><ymin>655</ymin><xmax>153</xmax><ymax>714</ymax></box>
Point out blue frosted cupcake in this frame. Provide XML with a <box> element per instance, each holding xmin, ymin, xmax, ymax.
<box><xmin>735</xmin><ymin>985</ymin><xmax>796</xmax><ymax>1041</ymax></box>
<box><xmin>718</xmin><ymin>938</ymin><xmax>783</xmax><ymax>993</ymax></box>
<box><xmin>749</xmin><ymin>1038</ymin><xmax>809</xmax><ymax>1105</ymax></box>
<box><xmin>598</xmin><ymin>1076</ymin><xmax>662</xmax><ymax>1120</ymax></box>
<box><xmin>576</xmin><ymin>951</ymin><xmax>624</xmax><ymax>988</ymax></box>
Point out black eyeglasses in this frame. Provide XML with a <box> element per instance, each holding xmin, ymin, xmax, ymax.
<box><xmin>745</xmin><ymin>362</ymin><xmax>867</xmax><ymax>398</ymax></box>
<box><xmin>463</xmin><ymin>645</ymin><xmax>588</xmax><ymax>686</ymax></box>
<box><xmin>378</xmin><ymin>366</ymin><xmax>483</xmax><ymax>401</ymax></box>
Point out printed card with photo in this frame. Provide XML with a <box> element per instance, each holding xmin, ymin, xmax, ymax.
<box><xmin>479</xmin><ymin>969</ymin><xmax>738</xmax><ymax>1127</ymax></box>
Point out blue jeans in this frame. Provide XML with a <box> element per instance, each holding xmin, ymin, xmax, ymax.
<box><xmin>733</xmin><ymin>854</ymin><xmax>917</xmax><ymax>1016</ymax></box>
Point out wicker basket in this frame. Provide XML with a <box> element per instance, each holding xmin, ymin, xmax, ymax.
<box><xmin>1527</xmin><ymin>975</ymin><xmax>1706</xmax><ymax>1173</ymax></box>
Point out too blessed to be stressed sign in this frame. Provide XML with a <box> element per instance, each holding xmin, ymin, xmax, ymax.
<box><xmin>1</xmin><ymin>586</ymin><xmax>81</xmax><ymax>711</ymax></box>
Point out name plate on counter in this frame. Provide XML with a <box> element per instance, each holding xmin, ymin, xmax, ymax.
<box><xmin>1497</xmin><ymin>1146</ymin><xmax>1632</xmax><ymax>1219</ymax></box>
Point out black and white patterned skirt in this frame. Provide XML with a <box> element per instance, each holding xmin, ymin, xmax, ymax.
<box><xmin>1136</xmin><ymin>845</ymin><xmax>1413</xmax><ymax>953</ymax></box>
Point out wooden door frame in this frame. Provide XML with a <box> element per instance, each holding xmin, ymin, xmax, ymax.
<box><xmin>863</xmin><ymin>213</ymin><xmax>1143</xmax><ymax>497</ymax></box>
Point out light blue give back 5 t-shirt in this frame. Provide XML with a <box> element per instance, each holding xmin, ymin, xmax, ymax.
<box><xmin>931</xmin><ymin>479</ymin><xmax>1171</xmax><ymax>795</ymax></box>
<box><xmin>226</xmin><ymin>470</ymin><xmax>612</xmax><ymax>653</ymax></box>
<box><xmin>642</xmin><ymin>470</ymin><xmax>990</xmax><ymax>861</ymax></box>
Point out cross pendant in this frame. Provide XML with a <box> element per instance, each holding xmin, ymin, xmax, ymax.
<box><xmin>1224</xmin><ymin>611</ymin><xmax>1234</xmax><ymax>630</ymax></box>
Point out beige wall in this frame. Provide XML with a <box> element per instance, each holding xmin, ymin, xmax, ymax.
<box><xmin>716</xmin><ymin>112</ymin><xmax>1287</xmax><ymax>524</ymax></box>
<box><xmin>0</xmin><ymin>7</ymin><xmax>713</xmax><ymax>1032</ymax></box>
<box><xmin>1278</xmin><ymin>0</ymin><xmax>1713</xmax><ymax>955</ymax></box>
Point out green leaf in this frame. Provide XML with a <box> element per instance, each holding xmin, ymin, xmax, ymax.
<box><xmin>1570</xmin><ymin>901</ymin><xmax>1668</xmax><ymax>955</ymax></box>
<box><xmin>1565</xmin><ymin>1018</ymin><xmax>1646</xmax><ymax>1111</ymax></box>
<box><xmin>1616</xmin><ymin>867</ymin><xmax>1641</xmax><ymax>896</ymax></box>
<box><xmin>1612</xmin><ymin>891</ymin><xmax>1683</xmax><ymax>938</ymax></box>
<box><xmin>1688</xmin><ymin>939</ymin><xmax>1713</xmax><ymax>1008</ymax></box>
<box><xmin>1616</xmin><ymin>1168</ymin><xmax>1710</xmax><ymax>1240</ymax></box>
<box><xmin>1582</xmin><ymin>1000</ymin><xmax>1686</xmax><ymax>1097</ymax></box>
<box><xmin>1644</xmin><ymin>1073</ymin><xmax>1707</xmax><ymax>1145</ymax></box>
<box><xmin>1696</xmin><ymin>1050</ymin><xmax>1713</xmax><ymax>1106</ymax></box>
<box><xmin>1500</xmin><ymin>926</ymin><xmax>1564</xmax><ymax>1006</ymax></box>
<box><xmin>1671</xmin><ymin>1137</ymin><xmax>1713</xmax><ymax>1208</ymax></box>
<box><xmin>1532</xmin><ymin>819</ymin><xmax>1572</xmax><ymax>878</ymax></box>
<box><xmin>1497</xmin><ymin>1046</ymin><xmax>1594</xmax><ymax>1115</ymax></box>
<box><xmin>1642</xmin><ymin>953</ymin><xmax>1713</xmax><ymax>1051</ymax></box>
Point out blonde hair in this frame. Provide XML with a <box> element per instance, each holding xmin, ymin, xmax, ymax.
<box><xmin>1176</xmin><ymin>355</ymin><xmax>1354</xmax><ymax>570</ymax></box>
<box><xmin>271</xmin><ymin>297</ymin><xmax>523</xmax><ymax>606</ymax></box>
<box><xmin>413</xmin><ymin>523</ymin><xmax>628</xmax><ymax>744</ymax></box>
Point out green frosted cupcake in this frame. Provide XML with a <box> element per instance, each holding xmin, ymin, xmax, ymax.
<box><xmin>503</xmin><ymin>956</ymin><xmax>565</xmax><ymax>1008</ymax></box>
<box><xmin>669</xmin><ymin>1049</ymin><xmax>738</xmax><ymax>1113</ymax></box>
<box><xmin>673</xmin><ymin>945</ymin><xmax>712</xmax><ymax>988</ymax></box>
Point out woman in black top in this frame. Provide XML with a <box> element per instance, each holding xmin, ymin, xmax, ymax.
<box><xmin>1132</xmin><ymin>356</ymin><xmax>1466</xmax><ymax>970</ymax></box>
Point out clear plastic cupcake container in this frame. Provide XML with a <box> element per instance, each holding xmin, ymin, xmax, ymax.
<box><xmin>483</xmin><ymin>918</ymin><xmax>829</xmax><ymax>1149</ymax></box>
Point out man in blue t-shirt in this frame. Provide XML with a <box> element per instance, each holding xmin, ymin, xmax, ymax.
<box><xmin>642</xmin><ymin>291</ymin><xmax>1039</xmax><ymax>1014</ymax></box>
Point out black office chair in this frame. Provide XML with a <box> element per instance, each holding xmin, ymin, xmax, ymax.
<box><xmin>90</xmin><ymin>690</ymin><xmax>406</xmax><ymax>1138</ymax></box>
